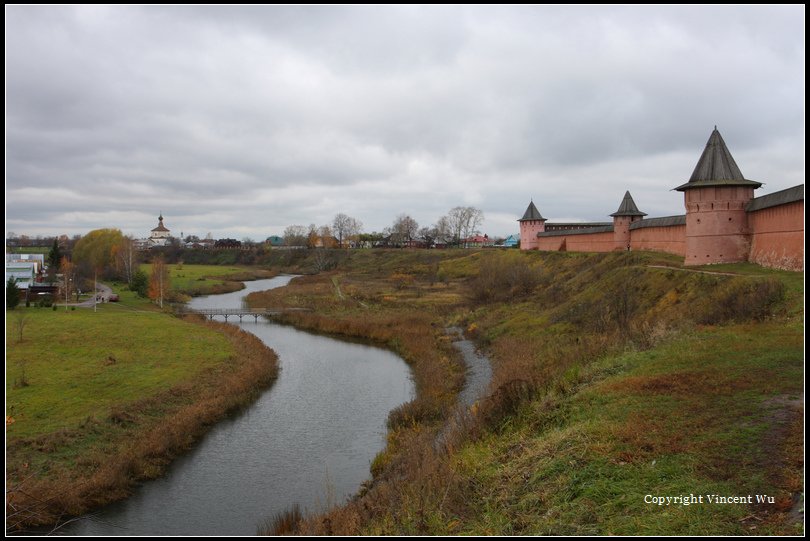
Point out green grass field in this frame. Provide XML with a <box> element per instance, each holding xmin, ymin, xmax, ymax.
<box><xmin>451</xmin><ymin>320</ymin><xmax>803</xmax><ymax>535</ymax></box>
<box><xmin>6</xmin><ymin>303</ymin><xmax>232</xmax><ymax>440</ymax></box>
<box><xmin>5</xmin><ymin>276</ymin><xmax>280</xmax><ymax>530</ymax></box>
<box><xmin>139</xmin><ymin>263</ymin><xmax>275</xmax><ymax>296</ymax></box>
<box><xmin>5</xmin><ymin>263</ymin><xmax>276</xmax><ymax>440</ymax></box>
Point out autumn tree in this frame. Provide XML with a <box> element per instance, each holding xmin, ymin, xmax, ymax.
<box><xmin>59</xmin><ymin>257</ymin><xmax>76</xmax><ymax>310</ymax></box>
<box><xmin>72</xmin><ymin>228</ymin><xmax>124</xmax><ymax>312</ymax></box>
<box><xmin>319</xmin><ymin>226</ymin><xmax>338</xmax><ymax>248</ymax></box>
<box><xmin>307</xmin><ymin>224</ymin><xmax>319</xmax><ymax>248</ymax></box>
<box><xmin>148</xmin><ymin>256</ymin><xmax>170</xmax><ymax>308</ymax></box>
<box><xmin>73</xmin><ymin>228</ymin><xmax>124</xmax><ymax>279</ymax></box>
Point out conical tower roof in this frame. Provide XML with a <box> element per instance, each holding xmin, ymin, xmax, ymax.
<box><xmin>610</xmin><ymin>191</ymin><xmax>647</xmax><ymax>217</ymax></box>
<box><xmin>518</xmin><ymin>200</ymin><xmax>546</xmax><ymax>222</ymax></box>
<box><xmin>675</xmin><ymin>127</ymin><xmax>762</xmax><ymax>191</ymax></box>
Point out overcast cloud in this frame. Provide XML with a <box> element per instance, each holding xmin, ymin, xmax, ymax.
<box><xmin>5</xmin><ymin>5</ymin><xmax>805</xmax><ymax>240</ymax></box>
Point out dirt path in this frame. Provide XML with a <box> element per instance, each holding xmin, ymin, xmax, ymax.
<box><xmin>645</xmin><ymin>265</ymin><xmax>749</xmax><ymax>276</ymax></box>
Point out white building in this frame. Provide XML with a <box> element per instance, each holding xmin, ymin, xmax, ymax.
<box><xmin>5</xmin><ymin>262</ymin><xmax>36</xmax><ymax>290</ymax></box>
<box><xmin>148</xmin><ymin>213</ymin><xmax>171</xmax><ymax>247</ymax></box>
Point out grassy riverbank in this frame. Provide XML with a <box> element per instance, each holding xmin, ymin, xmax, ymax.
<box><xmin>138</xmin><ymin>263</ymin><xmax>277</xmax><ymax>298</ymax></box>
<box><xmin>247</xmin><ymin>249</ymin><xmax>803</xmax><ymax>535</ymax></box>
<box><xmin>5</xmin><ymin>297</ymin><xmax>279</xmax><ymax>531</ymax></box>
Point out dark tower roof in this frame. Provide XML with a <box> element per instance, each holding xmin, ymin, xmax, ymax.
<box><xmin>675</xmin><ymin>127</ymin><xmax>762</xmax><ymax>191</ymax></box>
<box><xmin>151</xmin><ymin>213</ymin><xmax>170</xmax><ymax>232</ymax></box>
<box><xmin>518</xmin><ymin>200</ymin><xmax>546</xmax><ymax>222</ymax></box>
<box><xmin>610</xmin><ymin>191</ymin><xmax>647</xmax><ymax>217</ymax></box>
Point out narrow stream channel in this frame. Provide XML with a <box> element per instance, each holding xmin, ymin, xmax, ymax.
<box><xmin>63</xmin><ymin>276</ymin><xmax>415</xmax><ymax>535</ymax></box>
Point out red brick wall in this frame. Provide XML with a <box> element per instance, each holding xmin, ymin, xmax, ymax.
<box><xmin>526</xmin><ymin>187</ymin><xmax>802</xmax><ymax>270</ymax></box>
<box><xmin>630</xmin><ymin>225</ymin><xmax>686</xmax><ymax>256</ymax></box>
<box><xmin>537</xmin><ymin>231</ymin><xmax>615</xmax><ymax>252</ymax></box>
<box><xmin>566</xmin><ymin>231</ymin><xmax>615</xmax><ymax>252</ymax></box>
<box><xmin>536</xmin><ymin>236</ymin><xmax>565</xmax><ymax>251</ymax></box>
<box><xmin>748</xmin><ymin>200</ymin><xmax>804</xmax><ymax>271</ymax></box>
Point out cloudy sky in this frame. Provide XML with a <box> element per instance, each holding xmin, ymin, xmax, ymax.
<box><xmin>5</xmin><ymin>6</ymin><xmax>805</xmax><ymax>240</ymax></box>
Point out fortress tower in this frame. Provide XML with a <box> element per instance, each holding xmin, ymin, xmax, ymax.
<box><xmin>610</xmin><ymin>191</ymin><xmax>646</xmax><ymax>250</ymax></box>
<box><xmin>675</xmin><ymin>128</ymin><xmax>762</xmax><ymax>265</ymax></box>
<box><xmin>518</xmin><ymin>200</ymin><xmax>546</xmax><ymax>250</ymax></box>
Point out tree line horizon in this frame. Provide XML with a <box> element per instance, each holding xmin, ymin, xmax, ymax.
<box><xmin>6</xmin><ymin>206</ymin><xmax>487</xmax><ymax>250</ymax></box>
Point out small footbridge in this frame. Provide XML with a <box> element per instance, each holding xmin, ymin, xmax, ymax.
<box><xmin>179</xmin><ymin>307</ymin><xmax>311</xmax><ymax>322</ymax></box>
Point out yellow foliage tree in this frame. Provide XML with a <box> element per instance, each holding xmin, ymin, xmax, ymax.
<box><xmin>59</xmin><ymin>256</ymin><xmax>76</xmax><ymax>309</ymax></box>
<box><xmin>73</xmin><ymin>228</ymin><xmax>124</xmax><ymax>312</ymax></box>
<box><xmin>148</xmin><ymin>256</ymin><xmax>170</xmax><ymax>308</ymax></box>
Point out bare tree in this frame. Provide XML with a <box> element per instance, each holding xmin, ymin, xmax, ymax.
<box><xmin>433</xmin><ymin>216</ymin><xmax>453</xmax><ymax>246</ymax></box>
<box><xmin>283</xmin><ymin>225</ymin><xmax>308</xmax><ymax>247</ymax></box>
<box><xmin>116</xmin><ymin>236</ymin><xmax>139</xmax><ymax>286</ymax></box>
<box><xmin>418</xmin><ymin>227</ymin><xmax>436</xmax><ymax>248</ymax></box>
<box><xmin>446</xmin><ymin>207</ymin><xmax>465</xmax><ymax>246</ymax></box>
<box><xmin>391</xmin><ymin>214</ymin><xmax>419</xmax><ymax>246</ymax></box>
<box><xmin>332</xmin><ymin>213</ymin><xmax>363</xmax><ymax>248</ymax></box>
<box><xmin>14</xmin><ymin>312</ymin><xmax>30</xmax><ymax>344</ymax></box>
<box><xmin>462</xmin><ymin>207</ymin><xmax>484</xmax><ymax>242</ymax></box>
<box><xmin>447</xmin><ymin>206</ymin><xmax>484</xmax><ymax>247</ymax></box>
<box><xmin>311</xmin><ymin>249</ymin><xmax>336</xmax><ymax>272</ymax></box>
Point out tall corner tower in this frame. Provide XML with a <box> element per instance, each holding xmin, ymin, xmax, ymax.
<box><xmin>518</xmin><ymin>200</ymin><xmax>546</xmax><ymax>250</ymax></box>
<box><xmin>675</xmin><ymin>128</ymin><xmax>761</xmax><ymax>265</ymax></box>
<box><xmin>610</xmin><ymin>191</ymin><xmax>646</xmax><ymax>251</ymax></box>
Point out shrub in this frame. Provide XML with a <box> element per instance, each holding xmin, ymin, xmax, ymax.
<box><xmin>260</xmin><ymin>503</ymin><xmax>303</xmax><ymax>535</ymax></box>
<box><xmin>695</xmin><ymin>277</ymin><xmax>786</xmax><ymax>324</ymax></box>
<box><xmin>6</xmin><ymin>277</ymin><xmax>21</xmax><ymax>309</ymax></box>
<box><xmin>387</xmin><ymin>399</ymin><xmax>443</xmax><ymax>430</ymax></box>
<box><xmin>468</xmin><ymin>253</ymin><xmax>541</xmax><ymax>304</ymax></box>
<box><xmin>130</xmin><ymin>269</ymin><xmax>149</xmax><ymax>298</ymax></box>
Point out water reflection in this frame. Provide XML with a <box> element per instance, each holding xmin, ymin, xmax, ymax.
<box><xmin>65</xmin><ymin>276</ymin><xmax>414</xmax><ymax>535</ymax></box>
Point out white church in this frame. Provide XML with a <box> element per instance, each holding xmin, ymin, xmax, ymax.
<box><xmin>149</xmin><ymin>212</ymin><xmax>171</xmax><ymax>247</ymax></box>
<box><xmin>133</xmin><ymin>212</ymin><xmax>172</xmax><ymax>249</ymax></box>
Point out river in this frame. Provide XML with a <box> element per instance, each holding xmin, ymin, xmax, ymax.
<box><xmin>63</xmin><ymin>275</ymin><xmax>414</xmax><ymax>535</ymax></box>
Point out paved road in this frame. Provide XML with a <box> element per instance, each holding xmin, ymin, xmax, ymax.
<box><xmin>76</xmin><ymin>282</ymin><xmax>114</xmax><ymax>307</ymax></box>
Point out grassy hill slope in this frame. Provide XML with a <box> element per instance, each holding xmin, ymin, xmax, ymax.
<box><xmin>249</xmin><ymin>249</ymin><xmax>803</xmax><ymax>535</ymax></box>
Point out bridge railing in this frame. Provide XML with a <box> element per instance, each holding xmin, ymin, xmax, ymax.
<box><xmin>176</xmin><ymin>307</ymin><xmax>312</xmax><ymax>318</ymax></box>
<box><xmin>184</xmin><ymin>308</ymin><xmax>273</xmax><ymax>315</ymax></box>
